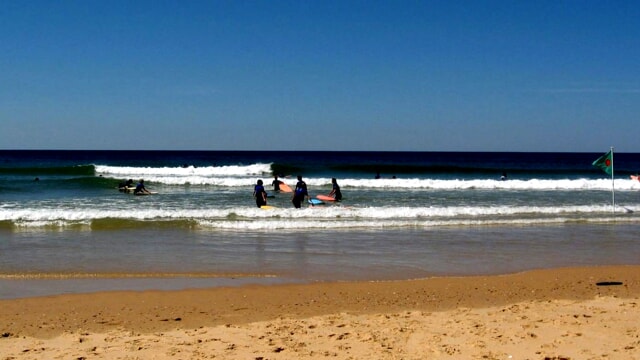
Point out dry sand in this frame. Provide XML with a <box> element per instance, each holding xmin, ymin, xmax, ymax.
<box><xmin>1</xmin><ymin>266</ymin><xmax>639</xmax><ymax>359</ymax></box>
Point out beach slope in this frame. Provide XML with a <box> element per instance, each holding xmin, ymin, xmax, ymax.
<box><xmin>1</xmin><ymin>266</ymin><xmax>639</xmax><ymax>359</ymax></box>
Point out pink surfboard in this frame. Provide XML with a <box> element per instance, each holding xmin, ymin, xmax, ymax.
<box><xmin>316</xmin><ymin>195</ymin><xmax>336</xmax><ymax>202</ymax></box>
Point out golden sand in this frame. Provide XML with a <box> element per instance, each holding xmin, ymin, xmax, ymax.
<box><xmin>1</xmin><ymin>266</ymin><xmax>638</xmax><ymax>359</ymax></box>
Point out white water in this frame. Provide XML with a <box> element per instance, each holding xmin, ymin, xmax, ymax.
<box><xmin>1</xmin><ymin>203</ymin><xmax>637</xmax><ymax>230</ymax></box>
<box><xmin>95</xmin><ymin>164</ymin><xmax>640</xmax><ymax>190</ymax></box>
<box><xmin>1</xmin><ymin>162</ymin><xmax>636</xmax><ymax>230</ymax></box>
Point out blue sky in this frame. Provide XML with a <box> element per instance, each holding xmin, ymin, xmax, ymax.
<box><xmin>1</xmin><ymin>0</ymin><xmax>638</xmax><ymax>151</ymax></box>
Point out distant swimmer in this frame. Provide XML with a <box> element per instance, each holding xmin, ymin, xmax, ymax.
<box><xmin>292</xmin><ymin>175</ymin><xmax>309</xmax><ymax>208</ymax></box>
<box><xmin>501</xmin><ymin>172</ymin><xmax>508</xmax><ymax>181</ymax></box>
<box><xmin>253</xmin><ymin>179</ymin><xmax>268</xmax><ymax>208</ymax></box>
<box><xmin>134</xmin><ymin>179</ymin><xmax>151</xmax><ymax>195</ymax></box>
<box><xmin>272</xmin><ymin>175</ymin><xmax>281</xmax><ymax>192</ymax></box>
<box><xmin>328</xmin><ymin>177</ymin><xmax>342</xmax><ymax>201</ymax></box>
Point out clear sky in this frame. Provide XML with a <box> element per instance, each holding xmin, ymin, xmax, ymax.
<box><xmin>1</xmin><ymin>0</ymin><xmax>638</xmax><ymax>152</ymax></box>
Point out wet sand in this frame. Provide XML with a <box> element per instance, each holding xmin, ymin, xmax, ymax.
<box><xmin>1</xmin><ymin>266</ymin><xmax>639</xmax><ymax>359</ymax></box>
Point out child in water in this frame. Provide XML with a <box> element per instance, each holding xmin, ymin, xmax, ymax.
<box><xmin>253</xmin><ymin>179</ymin><xmax>267</xmax><ymax>208</ymax></box>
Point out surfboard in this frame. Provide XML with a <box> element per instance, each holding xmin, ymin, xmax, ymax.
<box><xmin>308</xmin><ymin>199</ymin><xmax>324</xmax><ymax>205</ymax></box>
<box><xmin>134</xmin><ymin>191</ymin><xmax>158</xmax><ymax>196</ymax></box>
<box><xmin>279</xmin><ymin>182</ymin><xmax>293</xmax><ymax>193</ymax></box>
<box><xmin>260</xmin><ymin>205</ymin><xmax>276</xmax><ymax>209</ymax></box>
<box><xmin>316</xmin><ymin>195</ymin><xmax>335</xmax><ymax>202</ymax></box>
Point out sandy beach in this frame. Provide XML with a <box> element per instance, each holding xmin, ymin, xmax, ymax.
<box><xmin>1</xmin><ymin>266</ymin><xmax>639</xmax><ymax>359</ymax></box>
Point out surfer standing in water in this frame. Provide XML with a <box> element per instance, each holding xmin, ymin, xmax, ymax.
<box><xmin>271</xmin><ymin>175</ymin><xmax>281</xmax><ymax>192</ymax></box>
<box><xmin>328</xmin><ymin>177</ymin><xmax>342</xmax><ymax>201</ymax></box>
<box><xmin>253</xmin><ymin>179</ymin><xmax>268</xmax><ymax>208</ymax></box>
<box><xmin>292</xmin><ymin>175</ymin><xmax>309</xmax><ymax>208</ymax></box>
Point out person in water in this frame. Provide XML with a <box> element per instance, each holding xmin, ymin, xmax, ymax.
<box><xmin>292</xmin><ymin>175</ymin><xmax>308</xmax><ymax>208</ymax></box>
<box><xmin>134</xmin><ymin>179</ymin><xmax>151</xmax><ymax>195</ymax></box>
<box><xmin>328</xmin><ymin>177</ymin><xmax>342</xmax><ymax>201</ymax></box>
<box><xmin>118</xmin><ymin>179</ymin><xmax>134</xmax><ymax>192</ymax></box>
<box><xmin>271</xmin><ymin>175</ymin><xmax>281</xmax><ymax>192</ymax></box>
<box><xmin>253</xmin><ymin>179</ymin><xmax>268</xmax><ymax>208</ymax></box>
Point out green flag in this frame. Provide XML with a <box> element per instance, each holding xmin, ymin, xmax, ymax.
<box><xmin>592</xmin><ymin>150</ymin><xmax>613</xmax><ymax>175</ymax></box>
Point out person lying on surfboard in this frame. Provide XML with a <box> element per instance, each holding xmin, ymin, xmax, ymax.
<box><xmin>118</xmin><ymin>179</ymin><xmax>134</xmax><ymax>192</ymax></box>
<box><xmin>292</xmin><ymin>175</ymin><xmax>309</xmax><ymax>208</ymax></box>
<box><xmin>253</xmin><ymin>179</ymin><xmax>268</xmax><ymax>208</ymax></box>
<box><xmin>328</xmin><ymin>177</ymin><xmax>342</xmax><ymax>201</ymax></box>
<box><xmin>133</xmin><ymin>179</ymin><xmax>151</xmax><ymax>195</ymax></box>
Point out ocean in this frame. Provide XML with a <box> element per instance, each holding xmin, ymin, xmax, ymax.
<box><xmin>1</xmin><ymin>150</ymin><xmax>639</xmax><ymax>299</ymax></box>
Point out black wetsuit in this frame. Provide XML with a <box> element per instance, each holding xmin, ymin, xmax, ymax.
<box><xmin>292</xmin><ymin>180</ymin><xmax>308</xmax><ymax>208</ymax></box>
<box><xmin>332</xmin><ymin>182</ymin><xmax>342</xmax><ymax>201</ymax></box>
<box><xmin>272</xmin><ymin>179</ymin><xmax>281</xmax><ymax>192</ymax></box>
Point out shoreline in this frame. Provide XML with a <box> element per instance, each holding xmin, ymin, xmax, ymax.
<box><xmin>1</xmin><ymin>265</ymin><xmax>639</xmax><ymax>359</ymax></box>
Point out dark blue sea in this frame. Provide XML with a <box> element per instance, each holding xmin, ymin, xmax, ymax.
<box><xmin>1</xmin><ymin>150</ymin><xmax>639</xmax><ymax>299</ymax></box>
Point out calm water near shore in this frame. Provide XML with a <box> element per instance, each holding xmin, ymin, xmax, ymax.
<box><xmin>2</xmin><ymin>224</ymin><xmax>639</xmax><ymax>299</ymax></box>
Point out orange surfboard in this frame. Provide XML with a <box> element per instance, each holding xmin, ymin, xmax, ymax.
<box><xmin>279</xmin><ymin>182</ymin><xmax>293</xmax><ymax>193</ymax></box>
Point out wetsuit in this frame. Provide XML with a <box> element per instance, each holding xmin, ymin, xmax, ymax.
<box><xmin>254</xmin><ymin>184</ymin><xmax>267</xmax><ymax>208</ymax></box>
<box><xmin>292</xmin><ymin>180</ymin><xmax>308</xmax><ymax>208</ymax></box>
<box><xmin>332</xmin><ymin>182</ymin><xmax>342</xmax><ymax>201</ymax></box>
<box><xmin>272</xmin><ymin>179</ymin><xmax>281</xmax><ymax>192</ymax></box>
<box><xmin>134</xmin><ymin>181</ymin><xmax>146</xmax><ymax>195</ymax></box>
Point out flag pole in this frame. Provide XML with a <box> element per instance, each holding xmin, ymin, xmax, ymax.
<box><xmin>611</xmin><ymin>146</ymin><xmax>615</xmax><ymax>213</ymax></box>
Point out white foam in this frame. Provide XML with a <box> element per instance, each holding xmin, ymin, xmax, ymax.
<box><xmin>96</xmin><ymin>163</ymin><xmax>272</xmax><ymax>177</ymax></box>
<box><xmin>332</xmin><ymin>178</ymin><xmax>640</xmax><ymax>191</ymax></box>
<box><xmin>2</xmin><ymin>204</ymin><xmax>636</xmax><ymax>230</ymax></box>
<box><xmin>94</xmin><ymin>163</ymin><xmax>640</xmax><ymax>190</ymax></box>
